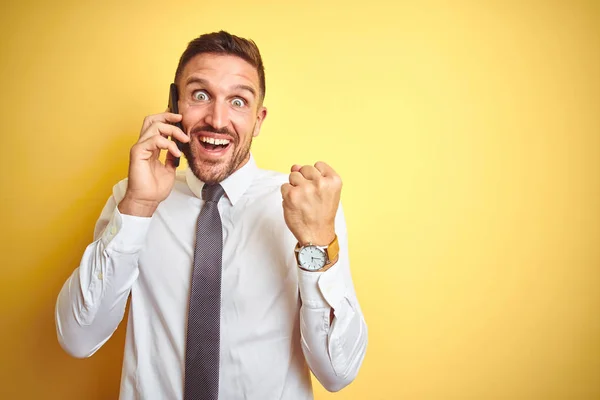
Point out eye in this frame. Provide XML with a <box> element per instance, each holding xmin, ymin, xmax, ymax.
<box><xmin>193</xmin><ymin>90</ymin><xmax>209</xmax><ymax>101</ymax></box>
<box><xmin>231</xmin><ymin>98</ymin><xmax>246</xmax><ymax>107</ymax></box>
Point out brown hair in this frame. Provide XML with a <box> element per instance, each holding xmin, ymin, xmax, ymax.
<box><xmin>174</xmin><ymin>31</ymin><xmax>266</xmax><ymax>102</ymax></box>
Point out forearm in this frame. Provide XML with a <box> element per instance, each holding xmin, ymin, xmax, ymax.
<box><xmin>294</xmin><ymin>204</ymin><xmax>368</xmax><ymax>391</ymax></box>
<box><xmin>298</xmin><ymin>262</ymin><xmax>368</xmax><ymax>392</ymax></box>
<box><xmin>55</xmin><ymin>186</ymin><xmax>151</xmax><ymax>358</ymax></box>
<box><xmin>55</xmin><ymin>237</ymin><xmax>139</xmax><ymax>358</ymax></box>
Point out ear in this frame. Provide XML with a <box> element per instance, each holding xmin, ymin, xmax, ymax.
<box><xmin>252</xmin><ymin>106</ymin><xmax>268</xmax><ymax>138</ymax></box>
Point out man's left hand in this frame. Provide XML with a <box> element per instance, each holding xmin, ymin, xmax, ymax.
<box><xmin>281</xmin><ymin>162</ymin><xmax>342</xmax><ymax>246</ymax></box>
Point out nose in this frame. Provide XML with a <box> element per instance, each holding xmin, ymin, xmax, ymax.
<box><xmin>204</xmin><ymin>100</ymin><xmax>229</xmax><ymax>131</ymax></box>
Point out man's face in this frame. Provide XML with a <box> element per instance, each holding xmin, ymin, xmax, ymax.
<box><xmin>177</xmin><ymin>53</ymin><xmax>267</xmax><ymax>184</ymax></box>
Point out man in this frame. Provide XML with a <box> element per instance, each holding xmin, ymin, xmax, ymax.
<box><xmin>55</xmin><ymin>31</ymin><xmax>367</xmax><ymax>400</ymax></box>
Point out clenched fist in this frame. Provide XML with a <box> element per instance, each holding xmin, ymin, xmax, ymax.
<box><xmin>280</xmin><ymin>162</ymin><xmax>342</xmax><ymax>246</ymax></box>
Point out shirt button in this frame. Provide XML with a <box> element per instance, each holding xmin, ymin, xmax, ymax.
<box><xmin>98</xmin><ymin>272</ymin><xmax>104</xmax><ymax>280</ymax></box>
<box><xmin>110</xmin><ymin>225</ymin><xmax>117</xmax><ymax>236</ymax></box>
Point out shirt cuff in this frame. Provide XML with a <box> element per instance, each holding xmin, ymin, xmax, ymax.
<box><xmin>100</xmin><ymin>207</ymin><xmax>153</xmax><ymax>253</ymax></box>
<box><xmin>298</xmin><ymin>262</ymin><xmax>347</xmax><ymax>310</ymax></box>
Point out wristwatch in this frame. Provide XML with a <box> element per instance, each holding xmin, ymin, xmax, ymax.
<box><xmin>295</xmin><ymin>235</ymin><xmax>339</xmax><ymax>272</ymax></box>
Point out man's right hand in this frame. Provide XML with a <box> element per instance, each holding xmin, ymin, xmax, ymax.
<box><xmin>118</xmin><ymin>112</ymin><xmax>190</xmax><ymax>217</ymax></box>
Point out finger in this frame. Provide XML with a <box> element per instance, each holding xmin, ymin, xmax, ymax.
<box><xmin>141</xmin><ymin>112</ymin><xmax>182</xmax><ymax>133</ymax></box>
<box><xmin>289</xmin><ymin>171</ymin><xmax>305</xmax><ymax>186</ymax></box>
<box><xmin>299</xmin><ymin>165</ymin><xmax>321</xmax><ymax>181</ymax></box>
<box><xmin>314</xmin><ymin>161</ymin><xmax>337</xmax><ymax>177</ymax></box>
<box><xmin>290</xmin><ymin>164</ymin><xmax>302</xmax><ymax>173</ymax></box>
<box><xmin>136</xmin><ymin>135</ymin><xmax>182</xmax><ymax>159</ymax></box>
<box><xmin>140</xmin><ymin>121</ymin><xmax>186</xmax><ymax>141</ymax></box>
<box><xmin>139</xmin><ymin>121</ymin><xmax>189</xmax><ymax>144</ymax></box>
<box><xmin>281</xmin><ymin>183</ymin><xmax>292</xmax><ymax>198</ymax></box>
<box><xmin>140</xmin><ymin>112</ymin><xmax>183</xmax><ymax>135</ymax></box>
<box><xmin>163</xmin><ymin>137</ymin><xmax>184</xmax><ymax>159</ymax></box>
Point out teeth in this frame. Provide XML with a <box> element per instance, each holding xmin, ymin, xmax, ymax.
<box><xmin>200</xmin><ymin>137</ymin><xmax>230</xmax><ymax>145</ymax></box>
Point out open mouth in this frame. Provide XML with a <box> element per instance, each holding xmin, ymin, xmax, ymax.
<box><xmin>199</xmin><ymin>136</ymin><xmax>232</xmax><ymax>152</ymax></box>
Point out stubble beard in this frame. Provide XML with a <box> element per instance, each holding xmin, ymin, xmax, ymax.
<box><xmin>182</xmin><ymin>127</ymin><xmax>255</xmax><ymax>184</ymax></box>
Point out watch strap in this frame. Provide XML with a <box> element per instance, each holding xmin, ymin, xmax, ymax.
<box><xmin>325</xmin><ymin>235</ymin><xmax>339</xmax><ymax>264</ymax></box>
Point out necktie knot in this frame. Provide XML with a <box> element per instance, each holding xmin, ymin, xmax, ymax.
<box><xmin>202</xmin><ymin>184</ymin><xmax>225</xmax><ymax>203</ymax></box>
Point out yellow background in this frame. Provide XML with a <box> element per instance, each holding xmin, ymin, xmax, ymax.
<box><xmin>1</xmin><ymin>0</ymin><xmax>599</xmax><ymax>399</ymax></box>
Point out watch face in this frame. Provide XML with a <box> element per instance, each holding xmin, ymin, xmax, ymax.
<box><xmin>298</xmin><ymin>245</ymin><xmax>327</xmax><ymax>270</ymax></box>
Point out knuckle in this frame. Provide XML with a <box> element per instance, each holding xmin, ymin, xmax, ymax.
<box><xmin>288</xmin><ymin>188</ymin><xmax>300</xmax><ymax>203</ymax></box>
<box><xmin>130</xmin><ymin>143</ymin><xmax>142</xmax><ymax>156</ymax></box>
<box><xmin>332</xmin><ymin>175</ymin><xmax>343</xmax><ymax>187</ymax></box>
<box><xmin>316</xmin><ymin>161</ymin><xmax>329</xmax><ymax>172</ymax></box>
<box><xmin>150</xmin><ymin>135</ymin><xmax>164</xmax><ymax>147</ymax></box>
<box><xmin>143</xmin><ymin>115</ymin><xmax>152</xmax><ymax>124</ymax></box>
<box><xmin>316</xmin><ymin>179</ymin><xmax>326</xmax><ymax>191</ymax></box>
<box><xmin>150</xmin><ymin>120</ymin><xmax>163</xmax><ymax>131</ymax></box>
<box><xmin>300</xmin><ymin>165</ymin><xmax>313</xmax><ymax>175</ymax></box>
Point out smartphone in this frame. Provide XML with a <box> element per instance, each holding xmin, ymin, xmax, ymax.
<box><xmin>168</xmin><ymin>83</ymin><xmax>185</xmax><ymax>167</ymax></box>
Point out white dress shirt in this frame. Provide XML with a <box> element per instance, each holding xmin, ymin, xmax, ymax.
<box><xmin>55</xmin><ymin>155</ymin><xmax>367</xmax><ymax>400</ymax></box>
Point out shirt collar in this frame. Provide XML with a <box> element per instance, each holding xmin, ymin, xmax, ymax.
<box><xmin>185</xmin><ymin>153</ymin><xmax>258</xmax><ymax>206</ymax></box>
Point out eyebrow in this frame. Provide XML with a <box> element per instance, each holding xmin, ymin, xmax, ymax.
<box><xmin>232</xmin><ymin>84</ymin><xmax>257</xmax><ymax>98</ymax></box>
<box><xmin>184</xmin><ymin>77</ymin><xmax>257</xmax><ymax>98</ymax></box>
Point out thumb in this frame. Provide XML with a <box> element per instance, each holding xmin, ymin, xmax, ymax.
<box><xmin>290</xmin><ymin>164</ymin><xmax>301</xmax><ymax>173</ymax></box>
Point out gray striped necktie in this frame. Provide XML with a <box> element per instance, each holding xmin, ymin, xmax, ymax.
<box><xmin>184</xmin><ymin>183</ymin><xmax>225</xmax><ymax>400</ymax></box>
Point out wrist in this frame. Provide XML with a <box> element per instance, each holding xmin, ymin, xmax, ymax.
<box><xmin>118</xmin><ymin>196</ymin><xmax>159</xmax><ymax>217</ymax></box>
<box><xmin>297</xmin><ymin>228</ymin><xmax>336</xmax><ymax>247</ymax></box>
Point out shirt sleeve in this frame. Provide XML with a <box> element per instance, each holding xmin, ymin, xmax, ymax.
<box><xmin>55</xmin><ymin>180</ymin><xmax>153</xmax><ymax>358</ymax></box>
<box><xmin>296</xmin><ymin>204</ymin><xmax>368</xmax><ymax>392</ymax></box>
